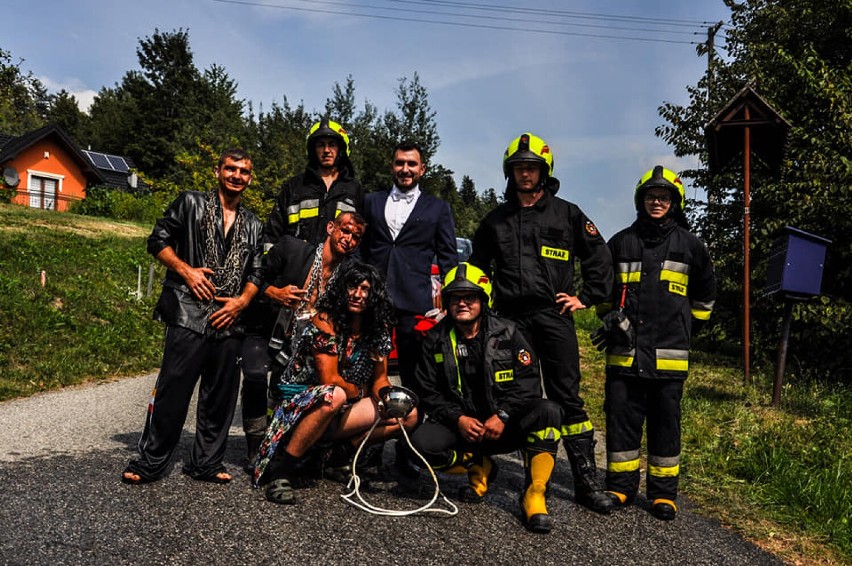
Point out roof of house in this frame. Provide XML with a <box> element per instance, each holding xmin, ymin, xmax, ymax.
<box><xmin>0</xmin><ymin>124</ymin><xmax>107</xmax><ymax>186</ymax></box>
<box><xmin>79</xmin><ymin>149</ymin><xmax>145</xmax><ymax>190</ymax></box>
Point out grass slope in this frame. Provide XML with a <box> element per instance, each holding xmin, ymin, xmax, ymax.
<box><xmin>0</xmin><ymin>204</ymin><xmax>163</xmax><ymax>398</ymax></box>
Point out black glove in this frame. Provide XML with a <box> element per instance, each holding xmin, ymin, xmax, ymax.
<box><xmin>590</xmin><ymin>310</ymin><xmax>634</xmax><ymax>351</ymax></box>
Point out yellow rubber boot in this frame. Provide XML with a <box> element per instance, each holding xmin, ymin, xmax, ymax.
<box><xmin>521</xmin><ymin>451</ymin><xmax>555</xmax><ymax>533</ymax></box>
<box><xmin>440</xmin><ymin>451</ymin><xmax>473</xmax><ymax>475</ymax></box>
<box><xmin>459</xmin><ymin>455</ymin><xmax>498</xmax><ymax>503</ymax></box>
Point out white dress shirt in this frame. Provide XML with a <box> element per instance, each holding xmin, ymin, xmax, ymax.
<box><xmin>385</xmin><ymin>185</ymin><xmax>421</xmax><ymax>240</ymax></box>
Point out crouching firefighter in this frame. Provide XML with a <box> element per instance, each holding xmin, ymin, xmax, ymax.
<box><xmin>594</xmin><ymin>166</ymin><xmax>716</xmax><ymax>520</ymax></box>
<box><xmin>410</xmin><ymin>263</ymin><xmax>563</xmax><ymax>533</ymax></box>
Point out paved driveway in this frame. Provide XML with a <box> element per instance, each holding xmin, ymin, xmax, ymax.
<box><xmin>0</xmin><ymin>374</ymin><xmax>783</xmax><ymax>565</ymax></box>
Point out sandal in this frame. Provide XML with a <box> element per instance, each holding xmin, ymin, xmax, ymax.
<box><xmin>182</xmin><ymin>465</ymin><xmax>233</xmax><ymax>484</ymax></box>
<box><xmin>265</xmin><ymin>478</ymin><xmax>296</xmax><ymax>504</ymax></box>
<box><xmin>192</xmin><ymin>471</ymin><xmax>232</xmax><ymax>484</ymax></box>
<box><xmin>121</xmin><ymin>469</ymin><xmax>157</xmax><ymax>485</ymax></box>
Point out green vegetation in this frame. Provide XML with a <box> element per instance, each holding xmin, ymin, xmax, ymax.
<box><xmin>658</xmin><ymin>0</ymin><xmax>852</xmax><ymax>381</ymax></box>
<box><xmin>0</xmin><ymin>204</ymin><xmax>163</xmax><ymax>398</ymax></box>
<box><xmin>575</xmin><ymin>308</ymin><xmax>851</xmax><ymax>565</ymax></box>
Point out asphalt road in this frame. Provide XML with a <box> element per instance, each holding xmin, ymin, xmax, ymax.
<box><xmin>0</xmin><ymin>373</ymin><xmax>785</xmax><ymax>566</ymax></box>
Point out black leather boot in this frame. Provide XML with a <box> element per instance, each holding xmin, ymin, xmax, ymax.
<box><xmin>564</xmin><ymin>432</ymin><xmax>615</xmax><ymax>515</ymax></box>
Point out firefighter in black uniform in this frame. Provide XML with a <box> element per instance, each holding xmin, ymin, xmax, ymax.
<box><xmin>470</xmin><ymin>133</ymin><xmax>615</xmax><ymax>514</ymax></box>
<box><xmin>239</xmin><ymin>119</ymin><xmax>363</xmax><ymax>471</ymax></box>
<box><xmin>593</xmin><ymin>165</ymin><xmax>716</xmax><ymax>520</ymax></box>
<box><xmin>264</xmin><ymin>118</ymin><xmax>364</xmax><ymax>245</ymax></box>
<box><xmin>411</xmin><ymin>263</ymin><xmax>563</xmax><ymax>533</ymax></box>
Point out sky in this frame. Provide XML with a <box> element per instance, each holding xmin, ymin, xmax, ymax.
<box><xmin>4</xmin><ymin>0</ymin><xmax>731</xmax><ymax>238</ymax></box>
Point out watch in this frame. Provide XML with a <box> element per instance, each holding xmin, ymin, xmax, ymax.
<box><xmin>496</xmin><ymin>409</ymin><xmax>510</xmax><ymax>423</ymax></box>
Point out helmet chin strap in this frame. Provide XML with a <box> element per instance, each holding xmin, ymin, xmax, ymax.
<box><xmin>515</xmin><ymin>186</ymin><xmax>544</xmax><ymax>194</ymax></box>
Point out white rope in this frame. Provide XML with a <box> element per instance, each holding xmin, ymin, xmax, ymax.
<box><xmin>340</xmin><ymin>417</ymin><xmax>459</xmax><ymax>517</ymax></box>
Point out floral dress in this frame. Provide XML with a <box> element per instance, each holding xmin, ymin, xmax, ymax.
<box><xmin>252</xmin><ymin>321</ymin><xmax>392</xmax><ymax>486</ymax></box>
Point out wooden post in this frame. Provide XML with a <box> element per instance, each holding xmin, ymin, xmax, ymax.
<box><xmin>743</xmin><ymin>106</ymin><xmax>752</xmax><ymax>386</ymax></box>
<box><xmin>773</xmin><ymin>299</ymin><xmax>794</xmax><ymax>406</ymax></box>
<box><xmin>147</xmin><ymin>263</ymin><xmax>155</xmax><ymax>297</ymax></box>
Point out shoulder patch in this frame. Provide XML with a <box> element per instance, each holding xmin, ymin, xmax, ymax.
<box><xmin>517</xmin><ymin>349</ymin><xmax>532</xmax><ymax>366</ymax></box>
<box><xmin>585</xmin><ymin>221</ymin><xmax>599</xmax><ymax>236</ymax></box>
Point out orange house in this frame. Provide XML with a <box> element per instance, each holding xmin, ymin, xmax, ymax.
<box><xmin>0</xmin><ymin>124</ymin><xmax>106</xmax><ymax>212</ymax></box>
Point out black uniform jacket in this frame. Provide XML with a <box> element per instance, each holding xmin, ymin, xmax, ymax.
<box><xmin>470</xmin><ymin>178</ymin><xmax>613</xmax><ymax>314</ymax></box>
<box><xmin>240</xmin><ymin>235</ymin><xmax>319</xmax><ymax>336</ymax></box>
<box><xmin>413</xmin><ymin>312</ymin><xmax>542</xmax><ymax>429</ymax></box>
<box><xmin>147</xmin><ymin>191</ymin><xmax>264</xmax><ymax>337</ymax></box>
<box><xmin>264</xmin><ymin>165</ymin><xmax>363</xmax><ymax>245</ymax></box>
<box><xmin>604</xmin><ymin>219</ymin><xmax>716</xmax><ymax>380</ymax></box>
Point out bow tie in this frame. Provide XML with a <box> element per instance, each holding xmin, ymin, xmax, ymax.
<box><xmin>391</xmin><ymin>190</ymin><xmax>415</xmax><ymax>203</ymax></box>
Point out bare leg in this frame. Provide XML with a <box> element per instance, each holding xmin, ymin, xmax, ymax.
<box><xmin>334</xmin><ymin>399</ymin><xmax>419</xmax><ymax>444</ymax></box>
<box><xmin>285</xmin><ymin>386</ymin><xmax>347</xmax><ymax>457</ymax></box>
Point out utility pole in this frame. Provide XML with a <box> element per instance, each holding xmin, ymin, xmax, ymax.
<box><xmin>706</xmin><ymin>21</ymin><xmax>724</xmax><ymax>103</ymax></box>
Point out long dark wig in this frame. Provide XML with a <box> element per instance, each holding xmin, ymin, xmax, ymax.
<box><xmin>315</xmin><ymin>261</ymin><xmax>396</xmax><ymax>353</ymax></box>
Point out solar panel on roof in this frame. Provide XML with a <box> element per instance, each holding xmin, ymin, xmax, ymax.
<box><xmin>85</xmin><ymin>151</ymin><xmax>112</xmax><ymax>169</ymax></box>
<box><xmin>106</xmin><ymin>155</ymin><xmax>129</xmax><ymax>173</ymax></box>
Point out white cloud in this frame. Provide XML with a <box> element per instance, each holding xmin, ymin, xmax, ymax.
<box><xmin>38</xmin><ymin>76</ymin><xmax>98</xmax><ymax>113</ymax></box>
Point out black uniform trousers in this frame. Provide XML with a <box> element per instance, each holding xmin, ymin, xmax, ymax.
<box><xmin>509</xmin><ymin>308</ymin><xmax>589</xmax><ymax>427</ymax></box>
<box><xmin>604</xmin><ymin>374</ymin><xmax>683</xmax><ymax>501</ymax></box>
<box><xmin>411</xmin><ymin>399</ymin><xmax>562</xmax><ymax>466</ymax></box>
<box><xmin>394</xmin><ymin>310</ymin><xmax>420</xmax><ymax>390</ymax></box>
<box><xmin>127</xmin><ymin>325</ymin><xmax>242</xmax><ymax>480</ymax></box>
<box><xmin>240</xmin><ymin>334</ymin><xmax>272</xmax><ymax>422</ymax></box>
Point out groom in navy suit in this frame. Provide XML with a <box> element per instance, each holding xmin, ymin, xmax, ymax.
<box><xmin>361</xmin><ymin>141</ymin><xmax>458</xmax><ymax>390</ymax></box>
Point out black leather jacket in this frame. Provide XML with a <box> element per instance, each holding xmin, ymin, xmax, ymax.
<box><xmin>147</xmin><ymin>191</ymin><xmax>264</xmax><ymax>337</ymax></box>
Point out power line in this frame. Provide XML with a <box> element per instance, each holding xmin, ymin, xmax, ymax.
<box><xmin>211</xmin><ymin>0</ymin><xmax>711</xmax><ymax>45</ymax></box>
<box><xmin>386</xmin><ymin>0</ymin><xmax>717</xmax><ymax>28</ymax></box>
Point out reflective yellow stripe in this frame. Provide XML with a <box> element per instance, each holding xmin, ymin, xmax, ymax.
<box><xmin>561</xmin><ymin>420</ymin><xmax>593</xmax><ymax>437</ymax></box>
<box><xmin>608</xmin><ymin>458</ymin><xmax>641</xmax><ymax>473</ymax></box>
<box><xmin>616</xmin><ymin>261</ymin><xmax>642</xmax><ymax>283</ymax></box>
<box><xmin>433</xmin><ymin>353</ymin><xmax>444</xmax><ymax>363</ymax></box>
<box><xmin>691</xmin><ymin>308</ymin><xmax>712</xmax><ymax>320</ymax></box>
<box><xmin>661</xmin><ymin>260</ymin><xmax>690</xmax><ymax>285</ymax></box>
<box><xmin>336</xmin><ymin>202</ymin><xmax>357</xmax><ymax>214</ymax></box>
<box><xmin>656</xmin><ymin>348</ymin><xmax>689</xmax><ymax>372</ymax></box>
<box><xmin>649</xmin><ymin>464</ymin><xmax>680</xmax><ymax>478</ymax></box>
<box><xmin>656</xmin><ymin>359</ymin><xmax>689</xmax><ymax>371</ymax></box>
<box><xmin>449</xmin><ymin>329</ymin><xmax>463</xmax><ymax>394</ymax></box>
<box><xmin>660</xmin><ymin>270</ymin><xmax>689</xmax><ymax>285</ymax></box>
<box><xmin>606</xmin><ymin>354</ymin><xmax>634</xmax><ymax>367</ymax></box>
<box><xmin>288</xmin><ymin>207</ymin><xmax>319</xmax><ymax>224</ymax></box>
<box><xmin>287</xmin><ymin>199</ymin><xmax>321</xmax><ymax>224</ymax></box>
<box><xmin>691</xmin><ymin>299</ymin><xmax>714</xmax><ymax>320</ymax></box>
<box><xmin>527</xmin><ymin>427</ymin><xmax>562</xmax><ymax>443</ymax></box>
<box><xmin>540</xmin><ymin>246</ymin><xmax>570</xmax><ymax>261</ymax></box>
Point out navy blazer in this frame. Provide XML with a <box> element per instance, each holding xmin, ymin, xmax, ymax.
<box><xmin>361</xmin><ymin>189</ymin><xmax>458</xmax><ymax>314</ymax></box>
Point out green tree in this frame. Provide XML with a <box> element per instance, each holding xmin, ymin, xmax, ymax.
<box><xmin>45</xmin><ymin>90</ymin><xmax>87</xmax><ymax>143</ymax></box>
<box><xmin>384</xmin><ymin>73</ymin><xmax>439</xmax><ymax>165</ymax></box>
<box><xmin>250</xmin><ymin>98</ymin><xmax>313</xmax><ymax>201</ymax></box>
<box><xmin>657</xmin><ymin>0</ymin><xmax>852</xmax><ymax>378</ymax></box>
<box><xmin>459</xmin><ymin>175</ymin><xmax>478</xmax><ymax>207</ymax></box>
<box><xmin>87</xmin><ymin>29</ymin><xmax>247</xmax><ymax>180</ymax></box>
<box><xmin>0</xmin><ymin>48</ymin><xmax>48</xmax><ymax>134</ymax></box>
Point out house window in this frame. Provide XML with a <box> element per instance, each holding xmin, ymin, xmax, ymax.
<box><xmin>27</xmin><ymin>174</ymin><xmax>62</xmax><ymax>210</ymax></box>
